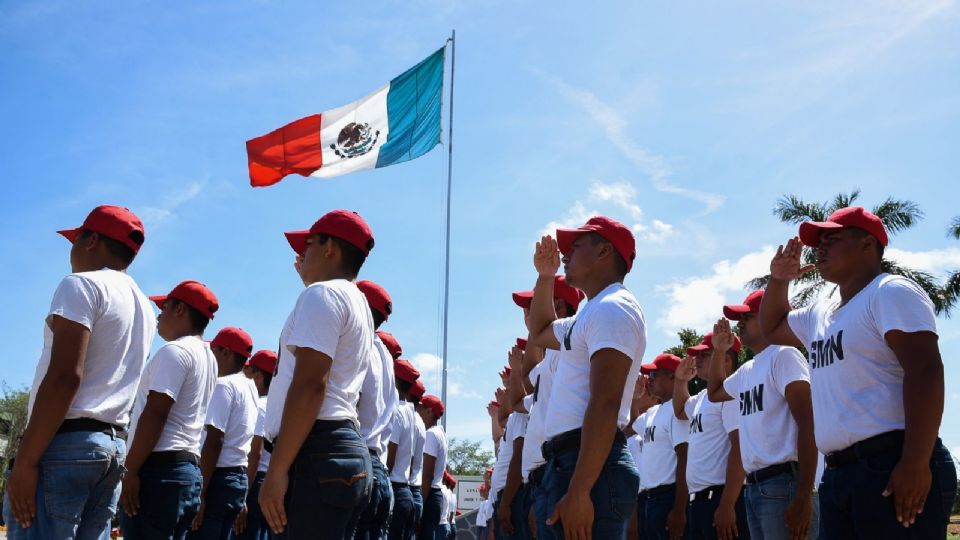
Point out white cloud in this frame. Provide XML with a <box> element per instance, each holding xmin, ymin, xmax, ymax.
<box><xmin>410</xmin><ymin>352</ymin><xmax>443</xmax><ymax>393</ymax></box>
<box><xmin>137</xmin><ymin>182</ymin><xmax>204</xmax><ymax>227</ymax></box>
<box><xmin>886</xmin><ymin>247</ymin><xmax>960</xmax><ymax>277</ymax></box>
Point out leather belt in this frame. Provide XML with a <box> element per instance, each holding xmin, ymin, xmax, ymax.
<box><xmin>825</xmin><ymin>430</ymin><xmax>904</xmax><ymax>469</ymax></box>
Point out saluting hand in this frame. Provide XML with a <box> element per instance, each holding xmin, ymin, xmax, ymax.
<box><xmin>712</xmin><ymin>319</ymin><xmax>735</xmax><ymax>353</ymax></box>
<box><xmin>508</xmin><ymin>346</ymin><xmax>524</xmax><ymax>371</ymax></box>
<box><xmin>770</xmin><ymin>237</ymin><xmax>815</xmax><ymax>282</ymax></box>
<box><xmin>534</xmin><ymin>235</ymin><xmax>561</xmax><ymax>277</ymax></box>
<box><xmin>675</xmin><ymin>355</ymin><xmax>697</xmax><ymax>383</ymax></box>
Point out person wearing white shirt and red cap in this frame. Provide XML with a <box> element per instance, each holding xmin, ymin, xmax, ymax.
<box><xmin>4</xmin><ymin>205</ymin><xmax>155</xmax><ymax>540</ymax></box>
<box><xmin>259</xmin><ymin>210</ymin><xmax>378</xmax><ymax>539</ymax></box>
<box><xmin>526</xmin><ymin>215</ymin><xmax>646</xmax><ymax>539</ymax></box>
<box><xmin>387</xmin><ymin>358</ymin><xmax>420</xmax><ymax>540</ymax></box>
<box><xmin>408</xmin><ymin>378</ymin><xmax>428</xmax><ymax>531</ymax></box>
<box><xmin>121</xmin><ymin>280</ymin><xmax>220</xmax><ymax>539</ymax></box>
<box><xmin>235</xmin><ymin>349</ymin><xmax>278</xmax><ymax>540</ymax></box>
<box><xmin>758</xmin><ymin>206</ymin><xmax>957</xmax><ymax>538</ymax></box>
<box><xmin>417</xmin><ymin>394</ymin><xmax>448</xmax><ymax>539</ymax></box>
<box><xmin>189</xmin><ymin>327</ymin><xmax>260</xmax><ymax>539</ymax></box>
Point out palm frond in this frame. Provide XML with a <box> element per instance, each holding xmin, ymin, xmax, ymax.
<box><xmin>774</xmin><ymin>195</ymin><xmax>827</xmax><ymax>224</ymax></box>
<box><xmin>948</xmin><ymin>216</ymin><xmax>960</xmax><ymax>240</ymax></box>
<box><xmin>881</xmin><ymin>259</ymin><xmax>945</xmax><ymax>314</ymax></box>
<box><xmin>830</xmin><ymin>189</ymin><xmax>861</xmax><ymax>211</ymax></box>
<box><xmin>790</xmin><ymin>281</ymin><xmax>826</xmax><ymax>308</ymax></box>
<box><xmin>939</xmin><ymin>271</ymin><xmax>960</xmax><ymax>317</ymax></box>
<box><xmin>747</xmin><ymin>274</ymin><xmax>771</xmax><ymax>291</ymax></box>
<box><xmin>872</xmin><ymin>198</ymin><xmax>923</xmax><ymax>235</ymax></box>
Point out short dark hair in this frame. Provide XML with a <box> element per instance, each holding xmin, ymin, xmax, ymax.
<box><xmin>561</xmin><ymin>302</ymin><xmax>576</xmax><ymax>317</ymax></box>
<box><xmin>77</xmin><ymin>229</ymin><xmax>137</xmax><ymax>268</ymax></box>
<box><xmin>170</xmin><ymin>299</ymin><xmax>210</xmax><ymax>334</ymax></box>
<box><xmin>372</xmin><ymin>309</ymin><xmax>386</xmax><ymax>330</ymax></box>
<box><xmin>251</xmin><ymin>366</ymin><xmax>273</xmax><ymax>391</ymax></box>
<box><xmin>587</xmin><ymin>233</ymin><xmax>628</xmax><ymax>278</ymax></box>
<box><xmin>397</xmin><ymin>379</ymin><xmax>412</xmax><ymax>395</ymax></box>
<box><xmin>317</xmin><ymin>234</ymin><xmax>367</xmax><ymax>278</ymax></box>
<box><xmin>851</xmin><ymin>228</ymin><xmax>885</xmax><ymax>259</ymax></box>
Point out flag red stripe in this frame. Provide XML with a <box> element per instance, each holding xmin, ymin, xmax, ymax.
<box><xmin>246</xmin><ymin>114</ymin><xmax>323</xmax><ymax>187</ymax></box>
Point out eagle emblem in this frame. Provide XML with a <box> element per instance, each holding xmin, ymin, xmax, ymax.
<box><xmin>330</xmin><ymin>122</ymin><xmax>380</xmax><ymax>159</ymax></box>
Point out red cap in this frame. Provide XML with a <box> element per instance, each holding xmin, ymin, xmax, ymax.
<box><xmin>421</xmin><ymin>394</ymin><xmax>445</xmax><ymax>417</ymax></box>
<box><xmin>512</xmin><ymin>275</ymin><xmax>586</xmax><ymax>310</ymax></box>
<box><xmin>798</xmin><ymin>206</ymin><xmax>888</xmax><ymax>248</ymax></box>
<box><xmin>488</xmin><ymin>400</ymin><xmax>500</xmax><ymax>408</ymax></box>
<box><xmin>376</xmin><ymin>330</ymin><xmax>402</xmax><ymax>360</ymax></box>
<box><xmin>357</xmin><ymin>280</ymin><xmax>393</xmax><ymax>320</ymax></box>
<box><xmin>410</xmin><ymin>379</ymin><xmax>426</xmax><ymax>400</ymax></box>
<box><xmin>556</xmin><ymin>216</ymin><xmax>636</xmax><ymax>272</ymax></box>
<box><xmin>149</xmin><ymin>280</ymin><xmax>219</xmax><ymax>319</ymax></box>
<box><xmin>504</xmin><ymin>366</ymin><xmax>513</xmax><ymax>376</ymax></box>
<box><xmin>284</xmin><ymin>209</ymin><xmax>375</xmax><ymax>256</ymax></box>
<box><xmin>723</xmin><ymin>290</ymin><xmax>764</xmax><ymax>321</ymax></box>
<box><xmin>394</xmin><ymin>359</ymin><xmax>421</xmax><ymax>384</ymax></box>
<box><xmin>641</xmin><ymin>353</ymin><xmax>682</xmax><ymax>374</ymax></box>
<box><xmin>247</xmin><ymin>349</ymin><xmax>278</xmax><ymax>373</ymax></box>
<box><xmin>686</xmin><ymin>332</ymin><xmax>742</xmax><ymax>355</ymax></box>
<box><xmin>515</xmin><ymin>338</ymin><xmax>527</xmax><ymax>350</ymax></box>
<box><xmin>210</xmin><ymin>327</ymin><xmax>253</xmax><ymax>358</ymax></box>
<box><xmin>486</xmin><ymin>467</ymin><xmax>494</xmax><ymax>474</ymax></box>
<box><xmin>57</xmin><ymin>205</ymin><xmax>146</xmax><ymax>254</ymax></box>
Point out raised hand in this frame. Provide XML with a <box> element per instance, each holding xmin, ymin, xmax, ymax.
<box><xmin>507</xmin><ymin>346</ymin><xmax>523</xmax><ymax>371</ymax></box>
<box><xmin>495</xmin><ymin>387</ymin><xmax>507</xmax><ymax>407</ymax></box>
<box><xmin>675</xmin><ymin>355</ymin><xmax>698</xmax><ymax>383</ymax></box>
<box><xmin>498</xmin><ymin>367</ymin><xmax>510</xmax><ymax>387</ymax></box>
<box><xmin>712</xmin><ymin>319</ymin><xmax>735</xmax><ymax>353</ymax></box>
<box><xmin>770</xmin><ymin>237</ymin><xmax>815</xmax><ymax>282</ymax></box>
<box><xmin>534</xmin><ymin>235</ymin><xmax>561</xmax><ymax>277</ymax></box>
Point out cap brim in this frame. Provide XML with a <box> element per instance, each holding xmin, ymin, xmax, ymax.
<box><xmin>512</xmin><ymin>291</ymin><xmax>533</xmax><ymax>308</ymax></box>
<box><xmin>148</xmin><ymin>295</ymin><xmax>168</xmax><ymax>311</ymax></box>
<box><xmin>57</xmin><ymin>227</ymin><xmax>82</xmax><ymax>244</ymax></box>
<box><xmin>640</xmin><ymin>362</ymin><xmax>657</xmax><ymax>374</ymax></box>
<box><xmin>284</xmin><ymin>230</ymin><xmax>310</xmax><ymax>255</ymax></box>
<box><xmin>799</xmin><ymin>221</ymin><xmax>843</xmax><ymax>247</ymax></box>
<box><xmin>722</xmin><ymin>304</ymin><xmax>752</xmax><ymax>320</ymax></box>
<box><xmin>555</xmin><ymin>227</ymin><xmax>590</xmax><ymax>255</ymax></box>
<box><xmin>686</xmin><ymin>344</ymin><xmax>710</xmax><ymax>355</ymax></box>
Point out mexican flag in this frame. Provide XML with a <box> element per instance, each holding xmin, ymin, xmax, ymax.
<box><xmin>246</xmin><ymin>47</ymin><xmax>445</xmax><ymax>187</ymax></box>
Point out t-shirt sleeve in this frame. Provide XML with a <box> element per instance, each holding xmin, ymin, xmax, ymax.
<box><xmin>424</xmin><ymin>429</ymin><xmax>441</xmax><ymax>457</ymax></box>
<box><xmin>874</xmin><ymin>277</ymin><xmax>938</xmax><ymax>336</ymax></box>
<box><xmin>720</xmin><ymin>400</ymin><xmax>739</xmax><ymax>434</ymax></box>
<box><xmin>772</xmin><ymin>347</ymin><xmax>810</xmax><ymax>395</ymax></box>
<box><xmin>671</xmin><ymin>414</ymin><xmax>690</xmax><ymax>447</ymax></box>
<box><xmin>722</xmin><ymin>369</ymin><xmax>741</xmax><ymax>399</ymax></box>
<box><xmin>389</xmin><ymin>409</ymin><xmax>406</xmax><ymax>444</ymax></box>
<box><xmin>204</xmin><ymin>381</ymin><xmax>232</xmax><ymax>432</ymax></box>
<box><xmin>147</xmin><ymin>345</ymin><xmax>190</xmax><ymax>402</ymax></box>
<box><xmin>584</xmin><ymin>301</ymin><xmax>646</xmax><ymax>361</ymax></box>
<box><xmin>255</xmin><ymin>407</ymin><xmax>266</xmax><ymax>438</ymax></box>
<box><xmin>286</xmin><ymin>284</ymin><xmax>347</xmax><ymax>359</ymax></box>
<box><xmin>48</xmin><ymin>274</ymin><xmax>102</xmax><ymax>330</ymax></box>
<box><xmin>683</xmin><ymin>397</ymin><xmax>695</xmax><ymax>419</ymax></box>
<box><xmin>552</xmin><ymin>315</ymin><xmax>576</xmax><ymax>347</ymax></box>
<box><xmin>786</xmin><ymin>304</ymin><xmax>816</xmax><ymax>346</ymax></box>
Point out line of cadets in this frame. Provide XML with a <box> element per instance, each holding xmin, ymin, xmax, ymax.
<box><xmin>472</xmin><ymin>208</ymin><xmax>956</xmax><ymax>540</ymax></box>
<box><xmin>3</xmin><ymin>205</ymin><xmax>464</xmax><ymax>540</ymax></box>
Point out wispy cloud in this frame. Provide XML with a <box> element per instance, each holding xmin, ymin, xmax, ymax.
<box><xmin>886</xmin><ymin>247</ymin><xmax>960</xmax><ymax>278</ymax></box>
<box><xmin>136</xmin><ymin>182</ymin><xmax>204</xmax><ymax>228</ymax></box>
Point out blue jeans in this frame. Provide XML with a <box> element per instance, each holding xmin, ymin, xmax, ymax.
<box><xmin>387</xmin><ymin>483</ymin><xmax>414</xmax><ymax>540</ymax></box>
<box><xmin>686</xmin><ymin>487</ymin><xmax>749</xmax><ymax>540</ymax></box>
<box><xmin>819</xmin><ymin>438</ymin><xmax>956</xmax><ymax>539</ymax></box>
<box><xmin>495</xmin><ymin>485</ymin><xmax>531</xmax><ymax>540</ymax></box>
<box><xmin>283</xmin><ymin>420</ymin><xmax>372</xmax><ymax>539</ymax></box>
<box><xmin>542</xmin><ymin>436</ymin><xmax>640</xmax><ymax>539</ymax></box>
<box><xmin>636</xmin><ymin>492</ymin><xmax>647</xmax><ymax>540</ymax></box>
<box><xmin>238</xmin><ymin>471</ymin><xmax>270</xmax><ymax>540</ymax></box>
<box><xmin>529</xmin><ymin>478</ymin><xmax>558</xmax><ymax>540</ymax></box>
<box><xmin>188</xmin><ymin>467</ymin><xmax>248</xmax><ymax>540</ymax></box>
<box><xmin>121</xmin><ymin>458</ymin><xmax>203</xmax><ymax>540</ymax></box>
<box><xmin>435</xmin><ymin>522</ymin><xmax>451</xmax><ymax>540</ymax></box>
<box><xmin>3</xmin><ymin>430</ymin><xmax>125</xmax><ymax>540</ymax></box>
<box><xmin>743</xmin><ymin>472</ymin><xmax>818</xmax><ymax>540</ymax></box>
<box><xmin>354</xmin><ymin>454</ymin><xmax>393</xmax><ymax>540</ymax></box>
<box><xmin>410</xmin><ymin>487</ymin><xmax>423</xmax><ymax>539</ymax></box>
<box><xmin>642</xmin><ymin>484</ymin><xmax>679</xmax><ymax>540</ymax></box>
<box><xmin>420</xmin><ymin>488</ymin><xmax>445</xmax><ymax>540</ymax></box>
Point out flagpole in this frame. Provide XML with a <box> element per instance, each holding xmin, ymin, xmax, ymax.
<box><xmin>441</xmin><ymin>29</ymin><xmax>455</xmax><ymax>430</ymax></box>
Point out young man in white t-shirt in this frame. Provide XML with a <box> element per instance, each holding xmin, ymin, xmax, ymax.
<box><xmin>492</xmin><ymin>375</ymin><xmax>529</xmax><ymax>540</ymax></box>
<box><xmin>417</xmin><ymin>394</ymin><xmax>448</xmax><ymax>539</ymax></box>
<box><xmin>758</xmin><ymin>206</ymin><xmax>957</xmax><ymax>538</ymax></box>
<box><xmin>354</xmin><ymin>280</ymin><xmax>399</xmax><ymax>540</ymax></box>
<box><xmin>526</xmin><ymin>216</ymin><xmax>645</xmax><ymax>539</ymax></box>
<box><xmin>259</xmin><ymin>210</ymin><xmax>378</xmax><ymax>539</ymax></box>
<box><xmin>190</xmin><ymin>326</ymin><xmax>260</xmax><ymax>539</ymax></box>
<box><xmin>120</xmin><ymin>280</ymin><xmax>220</xmax><ymax>539</ymax></box>
<box><xmin>4</xmin><ymin>206</ymin><xmax>154</xmax><ymax>540</ymax></box>
<box><xmin>633</xmin><ymin>354</ymin><xmax>689</xmax><ymax>540</ymax></box>
<box><xmin>408</xmin><ymin>378</ymin><xmax>428</xmax><ymax>528</ymax></box>
<box><xmin>235</xmin><ymin>349</ymin><xmax>277</xmax><ymax>540</ymax></box>
<box><xmin>387</xmin><ymin>357</ymin><xmax>420</xmax><ymax>540</ymax></box>
<box><xmin>707</xmin><ymin>291</ymin><xmax>817</xmax><ymax>540</ymax></box>
<box><xmin>673</xmin><ymin>333</ymin><xmax>749</xmax><ymax>540</ymax></box>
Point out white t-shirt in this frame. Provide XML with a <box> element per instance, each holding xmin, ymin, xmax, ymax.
<box><xmin>265</xmin><ymin>280</ymin><xmax>374</xmax><ymax>439</ymax></box>
<box><xmin>722</xmin><ymin>345</ymin><xmax>810</xmax><ymax>473</ymax></box>
<box><xmin>254</xmin><ymin>395</ymin><xmax>271</xmax><ymax>473</ymax></box>
<box><xmin>28</xmin><ymin>270</ymin><xmax>156</xmax><ymax>428</ymax></box>
<box><xmin>441</xmin><ymin>486</ymin><xmax>455</xmax><ymax>523</ymax></box>
<box><xmin>684</xmin><ymin>390</ymin><xmax>740</xmax><ymax>493</ymax></box>
<box><xmin>627</xmin><ymin>435</ymin><xmax>643</xmax><ymax>493</ymax></box>
<box><xmin>410</xmin><ymin>412</ymin><xmax>426</xmax><ymax>486</ymax></box>
<box><xmin>202</xmin><ymin>372</ymin><xmax>259</xmax><ymax>468</ymax></box>
<box><xmin>359</xmin><ymin>336</ymin><xmax>398</xmax><ymax>454</ymax></box>
<box><xmin>521</xmin><ymin>352</ymin><xmax>559</xmax><ymax>481</ymax></box>
<box><xmin>545</xmin><ymin>283</ymin><xmax>646</xmax><ymax>439</ymax></box>
<box><xmin>129</xmin><ymin>336</ymin><xmax>218</xmax><ymax>456</ymax></box>
<box><xmin>634</xmin><ymin>401</ymin><xmax>689</xmax><ymax>490</ymax></box>
<box><xmin>490</xmin><ymin>412</ymin><xmax>527</xmax><ymax>501</ymax></box>
<box><xmin>388</xmin><ymin>401</ymin><xmax>416</xmax><ymax>483</ymax></box>
<box><xmin>787</xmin><ymin>274</ymin><xmax>937</xmax><ymax>454</ymax></box>
<box><xmin>423</xmin><ymin>424</ymin><xmax>448</xmax><ymax>489</ymax></box>
<box><xmin>476</xmin><ymin>499</ymin><xmax>493</xmax><ymax>526</ymax></box>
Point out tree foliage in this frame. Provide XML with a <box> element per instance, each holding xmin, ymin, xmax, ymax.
<box><xmin>0</xmin><ymin>383</ymin><xmax>29</xmax><ymax>473</ymax></box>
<box><xmin>446</xmin><ymin>437</ymin><xmax>494</xmax><ymax>476</ymax></box>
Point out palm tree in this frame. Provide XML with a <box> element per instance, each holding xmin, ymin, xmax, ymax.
<box><xmin>747</xmin><ymin>189</ymin><xmax>949</xmax><ymax>314</ymax></box>
<box><xmin>943</xmin><ymin>217</ymin><xmax>960</xmax><ymax>315</ymax></box>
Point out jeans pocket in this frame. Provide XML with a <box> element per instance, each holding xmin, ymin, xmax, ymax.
<box><xmin>600</xmin><ymin>461</ymin><xmax>640</xmax><ymax>521</ymax></box>
<box><xmin>307</xmin><ymin>450</ymin><xmax>370</xmax><ymax>509</ymax></box>
<box><xmin>41</xmin><ymin>458</ymin><xmax>111</xmax><ymax>524</ymax></box>
<box><xmin>756</xmin><ymin>477</ymin><xmax>794</xmax><ymax>501</ymax></box>
<box><xmin>861</xmin><ymin>451</ymin><xmax>898</xmax><ymax>475</ymax></box>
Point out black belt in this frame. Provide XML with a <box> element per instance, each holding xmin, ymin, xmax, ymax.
<box><xmin>746</xmin><ymin>461</ymin><xmax>797</xmax><ymax>485</ymax></box>
<box><xmin>215</xmin><ymin>466</ymin><xmax>246</xmax><ymax>474</ymax></box>
<box><xmin>825</xmin><ymin>430</ymin><xmax>904</xmax><ymax>469</ymax></box>
<box><xmin>689</xmin><ymin>485</ymin><xmax>723</xmax><ymax>502</ymax></box>
<box><xmin>528</xmin><ymin>464</ymin><xmax>546</xmax><ymax>486</ymax></box>
<box><xmin>541</xmin><ymin>429</ymin><xmax>627</xmax><ymax>460</ymax></box>
<box><xmin>146</xmin><ymin>450</ymin><xmax>199</xmax><ymax>466</ymax></box>
<box><xmin>263</xmin><ymin>419</ymin><xmax>358</xmax><ymax>455</ymax></box>
<box><xmin>264</xmin><ymin>439</ymin><xmax>274</xmax><ymax>453</ymax></box>
<box><xmin>368</xmin><ymin>447</ymin><xmax>380</xmax><ymax>457</ymax></box>
<box><xmin>58</xmin><ymin>418</ymin><xmax>124</xmax><ymax>436</ymax></box>
<box><xmin>642</xmin><ymin>482</ymin><xmax>675</xmax><ymax>497</ymax></box>
<box><xmin>391</xmin><ymin>481</ymin><xmax>410</xmax><ymax>489</ymax></box>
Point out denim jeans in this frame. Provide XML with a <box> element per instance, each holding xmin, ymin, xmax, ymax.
<box><xmin>636</xmin><ymin>492</ymin><xmax>647</xmax><ymax>540</ymax></box>
<box><xmin>686</xmin><ymin>487</ymin><xmax>750</xmax><ymax>540</ymax></box>
<box><xmin>819</xmin><ymin>438</ymin><xmax>956</xmax><ymax>539</ymax></box>
<box><xmin>282</xmin><ymin>420</ymin><xmax>372</xmax><ymax>539</ymax></box>
<box><xmin>120</xmin><ymin>458</ymin><xmax>203</xmax><ymax>540</ymax></box>
<box><xmin>387</xmin><ymin>483</ymin><xmax>414</xmax><ymax>540</ymax></box>
<box><xmin>476</xmin><ymin>525</ymin><xmax>488</xmax><ymax>540</ymax></box>
<box><xmin>354</xmin><ymin>454</ymin><xmax>393</xmax><ymax>540</ymax></box>
<box><xmin>410</xmin><ymin>487</ymin><xmax>423</xmax><ymax>539</ymax></box>
<box><xmin>743</xmin><ymin>472</ymin><xmax>818</xmax><ymax>540</ymax></box>
<box><xmin>2</xmin><ymin>430</ymin><xmax>125</xmax><ymax>540</ymax></box>
<box><xmin>529</xmin><ymin>478</ymin><xmax>558</xmax><ymax>540</ymax></box>
<box><xmin>494</xmin><ymin>485</ymin><xmax>530</xmax><ymax>540</ymax></box>
<box><xmin>435</xmin><ymin>522</ymin><xmax>451</xmax><ymax>540</ymax></box>
<box><xmin>542</xmin><ymin>437</ymin><xmax>640</xmax><ymax>539</ymax></box>
<box><xmin>238</xmin><ymin>471</ymin><xmax>269</xmax><ymax>540</ymax></box>
<box><xmin>420</xmin><ymin>488</ymin><xmax>445</xmax><ymax>540</ymax></box>
<box><xmin>188</xmin><ymin>467</ymin><xmax>248</xmax><ymax>540</ymax></box>
<box><xmin>642</xmin><ymin>484</ymin><xmax>679</xmax><ymax>540</ymax></box>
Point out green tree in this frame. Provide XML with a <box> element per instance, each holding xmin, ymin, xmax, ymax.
<box><xmin>664</xmin><ymin>328</ymin><xmax>707</xmax><ymax>395</ymax></box>
<box><xmin>748</xmin><ymin>190</ymin><xmax>948</xmax><ymax>313</ymax></box>
<box><xmin>944</xmin><ymin>216</ymin><xmax>960</xmax><ymax>316</ymax></box>
<box><xmin>0</xmin><ymin>383</ymin><xmax>29</xmax><ymax>476</ymax></box>
<box><xmin>446</xmin><ymin>437</ymin><xmax>494</xmax><ymax>476</ymax></box>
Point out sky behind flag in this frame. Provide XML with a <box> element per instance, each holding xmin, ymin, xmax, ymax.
<box><xmin>1</xmin><ymin>1</ymin><xmax>959</xmax><ymax>455</ymax></box>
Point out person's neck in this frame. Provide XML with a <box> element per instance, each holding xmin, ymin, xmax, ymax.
<box><xmin>303</xmin><ymin>267</ymin><xmax>352</xmax><ymax>285</ymax></box>
<box><xmin>836</xmin><ymin>266</ymin><xmax>882</xmax><ymax>305</ymax></box>
<box><xmin>747</xmin><ymin>341</ymin><xmax>769</xmax><ymax>356</ymax></box>
<box><xmin>166</xmin><ymin>329</ymin><xmax>200</xmax><ymax>343</ymax></box>
<box><xmin>579</xmin><ymin>275</ymin><xmax>620</xmax><ymax>300</ymax></box>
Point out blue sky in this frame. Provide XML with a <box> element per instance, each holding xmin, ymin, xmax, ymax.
<box><xmin>2</xmin><ymin>1</ymin><xmax>959</xmax><ymax>455</ymax></box>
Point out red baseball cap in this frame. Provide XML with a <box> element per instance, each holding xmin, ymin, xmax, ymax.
<box><xmin>210</xmin><ymin>327</ymin><xmax>253</xmax><ymax>358</ymax></box>
<box><xmin>798</xmin><ymin>206</ymin><xmax>888</xmax><ymax>248</ymax></box>
<box><xmin>410</xmin><ymin>379</ymin><xmax>426</xmax><ymax>400</ymax></box>
<box><xmin>394</xmin><ymin>359</ymin><xmax>421</xmax><ymax>384</ymax></box>
<box><xmin>516</xmin><ymin>338</ymin><xmax>527</xmax><ymax>350</ymax></box>
<box><xmin>57</xmin><ymin>205</ymin><xmax>146</xmax><ymax>254</ymax></box>
<box><xmin>284</xmin><ymin>210</ymin><xmax>375</xmax><ymax>256</ymax></box>
<box><xmin>149</xmin><ymin>280</ymin><xmax>219</xmax><ymax>319</ymax></box>
<box><xmin>357</xmin><ymin>280</ymin><xmax>392</xmax><ymax>321</ymax></box>
<box><xmin>488</xmin><ymin>400</ymin><xmax>500</xmax><ymax>408</ymax></box>
<box><xmin>687</xmin><ymin>332</ymin><xmax>742</xmax><ymax>355</ymax></box>
<box><xmin>723</xmin><ymin>290</ymin><xmax>764</xmax><ymax>321</ymax></box>
<box><xmin>247</xmin><ymin>349</ymin><xmax>278</xmax><ymax>373</ymax></box>
<box><xmin>421</xmin><ymin>394</ymin><xmax>445</xmax><ymax>417</ymax></box>
<box><xmin>641</xmin><ymin>353</ymin><xmax>682</xmax><ymax>374</ymax></box>
<box><xmin>376</xmin><ymin>330</ymin><xmax>402</xmax><ymax>359</ymax></box>
<box><xmin>556</xmin><ymin>216</ymin><xmax>636</xmax><ymax>272</ymax></box>
<box><xmin>504</xmin><ymin>366</ymin><xmax>513</xmax><ymax>376</ymax></box>
<box><xmin>512</xmin><ymin>275</ymin><xmax>586</xmax><ymax>310</ymax></box>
